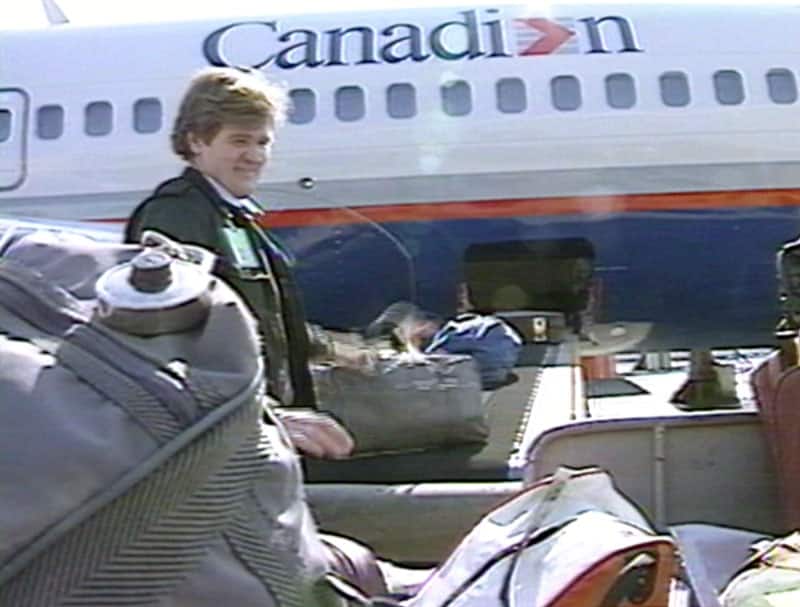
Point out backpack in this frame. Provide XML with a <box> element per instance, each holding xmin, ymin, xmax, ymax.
<box><xmin>425</xmin><ymin>314</ymin><xmax>522</xmax><ymax>389</ymax></box>
<box><xmin>0</xmin><ymin>230</ymin><xmax>676</xmax><ymax>607</ymax></box>
<box><xmin>0</xmin><ymin>230</ymin><xmax>341</xmax><ymax>607</ymax></box>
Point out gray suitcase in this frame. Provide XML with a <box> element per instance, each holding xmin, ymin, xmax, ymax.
<box><xmin>313</xmin><ymin>354</ymin><xmax>488</xmax><ymax>454</ymax></box>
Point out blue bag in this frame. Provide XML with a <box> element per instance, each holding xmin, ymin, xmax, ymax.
<box><xmin>425</xmin><ymin>313</ymin><xmax>522</xmax><ymax>389</ymax></box>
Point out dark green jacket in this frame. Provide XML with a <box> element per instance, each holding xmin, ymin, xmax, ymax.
<box><xmin>125</xmin><ymin>167</ymin><xmax>317</xmax><ymax>407</ymax></box>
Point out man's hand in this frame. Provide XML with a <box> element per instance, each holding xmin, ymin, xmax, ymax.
<box><xmin>273</xmin><ymin>408</ymin><xmax>354</xmax><ymax>459</ymax></box>
<box><xmin>330</xmin><ymin>341</ymin><xmax>379</xmax><ymax>372</ymax></box>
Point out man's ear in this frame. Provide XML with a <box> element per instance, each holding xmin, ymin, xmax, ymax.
<box><xmin>187</xmin><ymin>132</ymin><xmax>204</xmax><ymax>156</ymax></box>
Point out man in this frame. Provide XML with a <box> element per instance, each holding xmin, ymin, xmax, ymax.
<box><xmin>123</xmin><ymin>67</ymin><xmax>402</xmax><ymax>597</ymax></box>
<box><xmin>102</xmin><ymin>68</ymin><xmax>630</xmax><ymax>606</ymax></box>
<box><xmin>125</xmin><ymin>67</ymin><xmax>354</xmax><ymax>459</ymax></box>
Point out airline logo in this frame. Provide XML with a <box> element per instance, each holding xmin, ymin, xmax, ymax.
<box><xmin>513</xmin><ymin>18</ymin><xmax>579</xmax><ymax>55</ymax></box>
<box><xmin>203</xmin><ymin>9</ymin><xmax>641</xmax><ymax>70</ymax></box>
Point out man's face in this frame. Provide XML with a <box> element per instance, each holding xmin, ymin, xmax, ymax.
<box><xmin>188</xmin><ymin>120</ymin><xmax>275</xmax><ymax>198</ymax></box>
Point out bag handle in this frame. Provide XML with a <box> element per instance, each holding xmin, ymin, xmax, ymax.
<box><xmin>497</xmin><ymin>468</ymin><xmax>573</xmax><ymax>605</ymax></box>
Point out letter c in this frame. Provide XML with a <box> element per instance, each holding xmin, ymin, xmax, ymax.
<box><xmin>203</xmin><ymin>21</ymin><xmax>278</xmax><ymax>68</ymax></box>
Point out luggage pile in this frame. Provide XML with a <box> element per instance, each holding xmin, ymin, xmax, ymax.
<box><xmin>0</xmin><ymin>229</ymin><xmax>681</xmax><ymax>606</ymax></box>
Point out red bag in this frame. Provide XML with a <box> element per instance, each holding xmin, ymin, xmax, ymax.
<box><xmin>750</xmin><ymin>349</ymin><xmax>800</xmax><ymax>529</ymax></box>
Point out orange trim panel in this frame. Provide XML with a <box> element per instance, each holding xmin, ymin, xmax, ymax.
<box><xmin>257</xmin><ymin>188</ymin><xmax>800</xmax><ymax>228</ymax></box>
<box><xmin>94</xmin><ymin>188</ymin><xmax>800</xmax><ymax>227</ymax></box>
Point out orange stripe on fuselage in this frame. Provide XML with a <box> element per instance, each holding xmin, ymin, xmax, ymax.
<box><xmin>256</xmin><ymin>188</ymin><xmax>800</xmax><ymax>229</ymax></box>
<box><xmin>92</xmin><ymin>188</ymin><xmax>800</xmax><ymax>227</ymax></box>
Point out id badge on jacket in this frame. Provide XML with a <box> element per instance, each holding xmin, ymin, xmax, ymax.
<box><xmin>222</xmin><ymin>225</ymin><xmax>267</xmax><ymax>276</ymax></box>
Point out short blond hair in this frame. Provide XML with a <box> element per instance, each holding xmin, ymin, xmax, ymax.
<box><xmin>171</xmin><ymin>67</ymin><xmax>288</xmax><ymax>161</ymax></box>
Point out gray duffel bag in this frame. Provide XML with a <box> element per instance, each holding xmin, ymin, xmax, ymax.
<box><xmin>0</xmin><ymin>230</ymin><xmax>345</xmax><ymax>607</ymax></box>
<box><xmin>312</xmin><ymin>354</ymin><xmax>488</xmax><ymax>454</ymax></box>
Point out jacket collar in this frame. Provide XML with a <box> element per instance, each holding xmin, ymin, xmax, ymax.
<box><xmin>181</xmin><ymin>167</ymin><xmax>263</xmax><ymax>219</ymax></box>
<box><xmin>182</xmin><ymin>166</ymin><xmax>222</xmax><ymax>202</ymax></box>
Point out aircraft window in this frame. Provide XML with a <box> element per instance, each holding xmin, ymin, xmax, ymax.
<box><xmin>713</xmin><ymin>70</ymin><xmax>745</xmax><ymax>105</ymax></box>
<box><xmin>133</xmin><ymin>98</ymin><xmax>162</xmax><ymax>133</ymax></box>
<box><xmin>496</xmin><ymin>78</ymin><xmax>526</xmax><ymax>114</ymax></box>
<box><xmin>659</xmin><ymin>72</ymin><xmax>691</xmax><ymax>107</ymax></box>
<box><xmin>0</xmin><ymin>110</ymin><xmax>10</xmax><ymax>143</ymax></box>
<box><xmin>550</xmin><ymin>76</ymin><xmax>582</xmax><ymax>111</ymax></box>
<box><xmin>441</xmin><ymin>80</ymin><xmax>472</xmax><ymax>116</ymax></box>
<box><xmin>767</xmin><ymin>69</ymin><xmax>798</xmax><ymax>104</ymax></box>
<box><xmin>36</xmin><ymin>105</ymin><xmax>64</xmax><ymax>140</ymax></box>
<box><xmin>386</xmin><ymin>83</ymin><xmax>417</xmax><ymax>119</ymax></box>
<box><xmin>288</xmin><ymin>89</ymin><xmax>315</xmax><ymax>124</ymax></box>
<box><xmin>605</xmin><ymin>73</ymin><xmax>636</xmax><ymax>109</ymax></box>
<box><xmin>84</xmin><ymin>101</ymin><xmax>113</xmax><ymax>137</ymax></box>
<box><xmin>335</xmin><ymin>86</ymin><xmax>366</xmax><ymax>122</ymax></box>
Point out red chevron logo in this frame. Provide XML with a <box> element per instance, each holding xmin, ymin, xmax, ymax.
<box><xmin>514</xmin><ymin>18</ymin><xmax>575</xmax><ymax>55</ymax></box>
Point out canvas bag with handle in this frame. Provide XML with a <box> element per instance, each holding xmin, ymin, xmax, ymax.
<box><xmin>402</xmin><ymin>467</ymin><xmax>677</xmax><ymax>607</ymax></box>
<box><xmin>312</xmin><ymin>353</ymin><xmax>488</xmax><ymax>454</ymax></box>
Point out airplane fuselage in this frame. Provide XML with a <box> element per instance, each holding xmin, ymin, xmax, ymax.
<box><xmin>3</xmin><ymin>3</ymin><xmax>800</xmax><ymax>348</ymax></box>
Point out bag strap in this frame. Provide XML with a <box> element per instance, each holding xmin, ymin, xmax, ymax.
<box><xmin>497</xmin><ymin>469</ymin><xmax>572</xmax><ymax>605</ymax></box>
<box><xmin>438</xmin><ymin>518</ymin><xmax>577</xmax><ymax>607</ymax></box>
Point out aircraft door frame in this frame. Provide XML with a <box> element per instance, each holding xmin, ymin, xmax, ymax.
<box><xmin>0</xmin><ymin>89</ymin><xmax>28</xmax><ymax>190</ymax></box>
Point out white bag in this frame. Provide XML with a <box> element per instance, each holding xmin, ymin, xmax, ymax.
<box><xmin>406</xmin><ymin>467</ymin><xmax>677</xmax><ymax>607</ymax></box>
